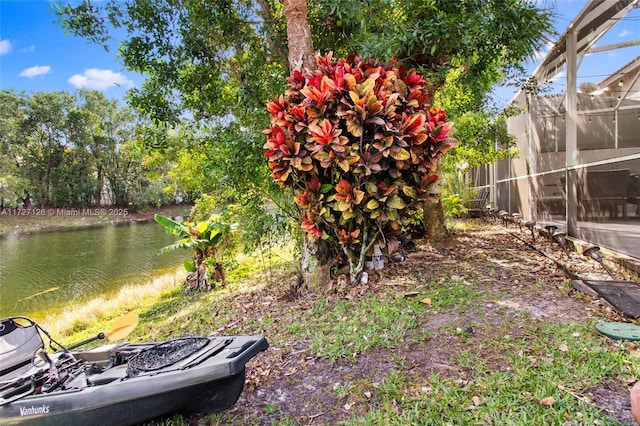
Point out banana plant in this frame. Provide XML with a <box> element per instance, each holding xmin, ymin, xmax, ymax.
<box><xmin>154</xmin><ymin>213</ymin><xmax>231</xmax><ymax>291</ymax></box>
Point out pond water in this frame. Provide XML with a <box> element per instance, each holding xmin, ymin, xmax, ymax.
<box><xmin>0</xmin><ymin>222</ymin><xmax>188</xmax><ymax>319</ymax></box>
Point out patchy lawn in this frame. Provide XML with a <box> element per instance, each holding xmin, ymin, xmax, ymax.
<box><xmin>122</xmin><ymin>220</ymin><xmax>639</xmax><ymax>426</ymax></box>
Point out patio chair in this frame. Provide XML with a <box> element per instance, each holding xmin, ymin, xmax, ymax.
<box><xmin>462</xmin><ymin>188</ymin><xmax>489</xmax><ymax>218</ymax></box>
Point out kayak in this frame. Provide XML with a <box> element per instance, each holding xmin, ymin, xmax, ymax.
<box><xmin>0</xmin><ymin>316</ymin><xmax>268</xmax><ymax>425</ymax></box>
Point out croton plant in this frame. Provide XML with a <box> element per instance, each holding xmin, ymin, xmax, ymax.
<box><xmin>264</xmin><ymin>53</ymin><xmax>457</xmax><ymax>283</ymax></box>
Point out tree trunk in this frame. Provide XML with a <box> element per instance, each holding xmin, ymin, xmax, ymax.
<box><xmin>185</xmin><ymin>250</ymin><xmax>210</xmax><ymax>292</ymax></box>
<box><xmin>282</xmin><ymin>0</ymin><xmax>315</xmax><ymax>73</ymax></box>
<box><xmin>421</xmin><ymin>86</ymin><xmax>449</xmax><ymax>242</ymax></box>
<box><xmin>95</xmin><ymin>164</ymin><xmax>104</xmax><ymax>205</ymax></box>
<box><xmin>424</xmin><ymin>193</ymin><xmax>448</xmax><ymax>241</ymax></box>
<box><xmin>344</xmin><ymin>227</ymin><xmax>378</xmax><ymax>285</ymax></box>
<box><xmin>184</xmin><ymin>248</ymin><xmax>227</xmax><ymax>292</ymax></box>
<box><xmin>283</xmin><ymin>0</ymin><xmax>332</xmax><ymax>293</ymax></box>
<box><xmin>185</xmin><ymin>264</ymin><xmax>209</xmax><ymax>292</ymax></box>
<box><xmin>298</xmin><ymin>234</ymin><xmax>331</xmax><ymax>293</ymax></box>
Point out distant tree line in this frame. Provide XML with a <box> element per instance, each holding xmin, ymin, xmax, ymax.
<box><xmin>0</xmin><ymin>89</ymin><xmax>194</xmax><ymax>210</ymax></box>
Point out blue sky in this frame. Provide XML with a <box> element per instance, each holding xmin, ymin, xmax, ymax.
<box><xmin>1</xmin><ymin>0</ymin><xmax>140</xmax><ymax>100</ymax></box>
<box><xmin>1</xmin><ymin>0</ymin><xmax>639</xmax><ymax>106</ymax></box>
<box><xmin>494</xmin><ymin>0</ymin><xmax>640</xmax><ymax>105</ymax></box>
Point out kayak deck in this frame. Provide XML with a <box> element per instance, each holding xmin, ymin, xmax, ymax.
<box><xmin>0</xmin><ymin>335</ymin><xmax>268</xmax><ymax>425</ymax></box>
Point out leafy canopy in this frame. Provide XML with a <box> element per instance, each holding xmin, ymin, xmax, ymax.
<box><xmin>55</xmin><ymin>0</ymin><xmax>554</xmax><ymax>253</ymax></box>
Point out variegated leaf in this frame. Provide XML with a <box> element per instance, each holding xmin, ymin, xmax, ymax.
<box><xmin>390</xmin><ymin>148</ymin><xmax>410</xmax><ymax>161</ymax></box>
<box><xmin>366</xmin><ymin>199</ymin><xmax>380</xmax><ymax>210</ymax></box>
<box><xmin>402</xmin><ymin>186</ymin><xmax>418</xmax><ymax>198</ymax></box>
<box><xmin>353</xmin><ymin>189</ymin><xmax>365</xmax><ymax>204</ymax></box>
<box><xmin>337</xmin><ymin>201</ymin><xmax>351</xmax><ymax>211</ymax></box>
<box><xmin>386</xmin><ymin>195</ymin><xmax>406</xmax><ymax>209</ymax></box>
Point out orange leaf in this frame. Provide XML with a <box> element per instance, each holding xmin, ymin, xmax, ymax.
<box><xmin>336</xmin><ymin>179</ymin><xmax>353</xmax><ymax>196</ymax></box>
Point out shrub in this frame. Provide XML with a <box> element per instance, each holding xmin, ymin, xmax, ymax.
<box><xmin>264</xmin><ymin>53</ymin><xmax>457</xmax><ymax>283</ymax></box>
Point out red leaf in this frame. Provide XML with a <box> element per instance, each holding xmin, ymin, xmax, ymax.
<box><xmin>336</xmin><ymin>179</ymin><xmax>353</xmax><ymax>196</ymax></box>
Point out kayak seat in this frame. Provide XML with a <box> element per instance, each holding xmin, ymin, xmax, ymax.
<box><xmin>88</xmin><ymin>365</ymin><xmax>128</xmax><ymax>386</ymax></box>
<box><xmin>0</xmin><ymin>317</ymin><xmax>45</xmax><ymax>382</ymax></box>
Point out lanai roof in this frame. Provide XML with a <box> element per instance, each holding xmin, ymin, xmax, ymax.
<box><xmin>533</xmin><ymin>0</ymin><xmax>640</xmax><ymax>83</ymax></box>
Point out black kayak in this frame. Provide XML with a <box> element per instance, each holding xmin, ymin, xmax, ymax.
<box><xmin>0</xmin><ymin>316</ymin><xmax>268</xmax><ymax>425</ymax></box>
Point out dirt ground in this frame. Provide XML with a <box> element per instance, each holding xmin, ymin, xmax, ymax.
<box><xmin>199</xmin><ymin>221</ymin><xmax>639</xmax><ymax>425</ymax></box>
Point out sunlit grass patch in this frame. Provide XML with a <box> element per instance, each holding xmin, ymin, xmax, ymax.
<box><xmin>43</xmin><ymin>242</ymin><xmax>296</xmax><ymax>345</ymax></box>
<box><xmin>422</xmin><ymin>276</ymin><xmax>482</xmax><ymax>310</ymax></box>
<box><xmin>41</xmin><ymin>268</ymin><xmax>186</xmax><ymax>342</ymax></box>
<box><xmin>307</xmin><ymin>296</ymin><xmax>425</xmax><ymax>363</ymax></box>
<box><xmin>227</xmin><ymin>240</ymin><xmax>297</xmax><ymax>283</ymax></box>
<box><xmin>343</xmin><ymin>321</ymin><xmax>638</xmax><ymax>425</ymax></box>
<box><xmin>447</xmin><ymin>218</ymin><xmax>488</xmax><ymax>232</ymax></box>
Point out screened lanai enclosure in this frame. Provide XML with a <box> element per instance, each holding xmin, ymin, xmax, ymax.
<box><xmin>479</xmin><ymin>0</ymin><xmax>640</xmax><ymax>261</ymax></box>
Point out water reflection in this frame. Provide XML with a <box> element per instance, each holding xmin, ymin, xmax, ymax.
<box><xmin>0</xmin><ymin>223</ymin><xmax>187</xmax><ymax>318</ymax></box>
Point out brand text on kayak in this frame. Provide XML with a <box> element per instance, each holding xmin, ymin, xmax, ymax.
<box><xmin>19</xmin><ymin>405</ymin><xmax>50</xmax><ymax>416</ymax></box>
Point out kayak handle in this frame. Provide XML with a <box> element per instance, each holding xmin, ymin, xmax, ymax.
<box><xmin>67</xmin><ymin>332</ymin><xmax>106</xmax><ymax>350</ymax></box>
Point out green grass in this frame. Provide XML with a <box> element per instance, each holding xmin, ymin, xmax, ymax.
<box><xmin>343</xmin><ymin>322</ymin><xmax>639</xmax><ymax>426</ymax></box>
<box><xmin>39</xmin><ymin>237</ymin><xmax>638</xmax><ymax>426</ymax></box>
<box><xmin>305</xmin><ymin>295</ymin><xmax>425</xmax><ymax>362</ymax></box>
<box><xmin>421</xmin><ymin>276</ymin><xmax>482</xmax><ymax>310</ymax></box>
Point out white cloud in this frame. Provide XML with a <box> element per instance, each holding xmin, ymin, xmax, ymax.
<box><xmin>21</xmin><ymin>44</ymin><xmax>36</xmax><ymax>53</ymax></box>
<box><xmin>618</xmin><ymin>29</ymin><xmax>632</xmax><ymax>38</ymax></box>
<box><xmin>68</xmin><ymin>68</ymin><xmax>134</xmax><ymax>91</ymax></box>
<box><xmin>0</xmin><ymin>39</ymin><xmax>12</xmax><ymax>55</ymax></box>
<box><xmin>19</xmin><ymin>65</ymin><xmax>52</xmax><ymax>78</ymax></box>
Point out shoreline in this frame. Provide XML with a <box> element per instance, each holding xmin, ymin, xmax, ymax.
<box><xmin>39</xmin><ymin>266</ymin><xmax>187</xmax><ymax>336</ymax></box>
<box><xmin>0</xmin><ymin>204</ymin><xmax>193</xmax><ymax>238</ymax></box>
